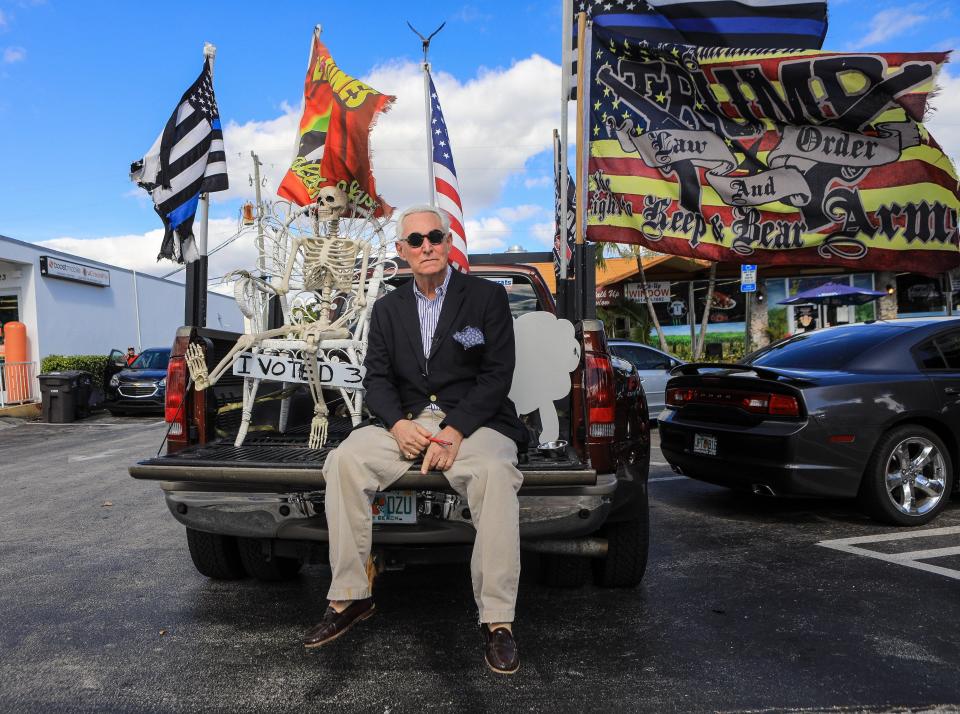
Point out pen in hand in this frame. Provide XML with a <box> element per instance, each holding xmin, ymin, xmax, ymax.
<box><xmin>429</xmin><ymin>437</ymin><xmax>453</xmax><ymax>447</ymax></box>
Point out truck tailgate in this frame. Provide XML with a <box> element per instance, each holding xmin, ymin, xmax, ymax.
<box><xmin>130</xmin><ymin>428</ymin><xmax>596</xmax><ymax>490</ymax></box>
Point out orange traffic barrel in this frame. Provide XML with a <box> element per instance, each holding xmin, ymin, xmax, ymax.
<box><xmin>3</xmin><ymin>321</ymin><xmax>30</xmax><ymax>402</ymax></box>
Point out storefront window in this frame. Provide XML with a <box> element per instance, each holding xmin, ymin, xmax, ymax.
<box><xmin>896</xmin><ymin>274</ymin><xmax>946</xmax><ymax>316</ymax></box>
<box><xmin>0</xmin><ymin>293</ymin><xmax>20</xmax><ymax>348</ymax></box>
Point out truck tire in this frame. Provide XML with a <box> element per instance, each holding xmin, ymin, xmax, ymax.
<box><xmin>540</xmin><ymin>554</ymin><xmax>590</xmax><ymax>588</ymax></box>
<box><xmin>186</xmin><ymin>528</ymin><xmax>247</xmax><ymax>580</ymax></box>
<box><xmin>593</xmin><ymin>515</ymin><xmax>649</xmax><ymax>588</ymax></box>
<box><xmin>237</xmin><ymin>537</ymin><xmax>302</xmax><ymax>582</ymax></box>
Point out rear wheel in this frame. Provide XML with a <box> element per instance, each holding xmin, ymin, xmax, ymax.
<box><xmin>540</xmin><ymin>554</ymin><xmax>590</xmax><ymax>588</ymax></box>
<box><xmin>858</xmin><ymin>425</ymin><xmax>954</xmax><ymax>527</ymax></box>
<box><xmin>186</xmin><ymin>528</ymin><xmax>246</xmax><ymax>580</ymax></box>
<box><xmin>237</xmin><ymin>537</ymin><xmax>303</xmax><ymax>581</ymax></box>
<box><xmin>593</xmin><ymin>514</ymin><xmax>649</xmax><ymax>588</ymax></box>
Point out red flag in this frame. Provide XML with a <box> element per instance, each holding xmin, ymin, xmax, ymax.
<box><xmin>278</xmin><ymin>33</ymin><xmax>394</xmax><ymax>218</ymax></box>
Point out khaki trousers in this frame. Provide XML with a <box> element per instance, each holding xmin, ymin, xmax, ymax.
<box><xmin>322</xmin><ymin>409</ymin><xmax>523</xmax><ymax>623</ymax></box>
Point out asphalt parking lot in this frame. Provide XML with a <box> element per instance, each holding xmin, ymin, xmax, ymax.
<box><xmin>1</xmin><ymin>413</ymin><xmax>959</xmax><ymax>713</ymax></box>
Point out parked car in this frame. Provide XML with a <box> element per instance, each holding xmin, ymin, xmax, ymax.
<box><xmin>105</xmin><ymin>347</ymin><xmax>170</xmax><ymax>415</ymax></box>
<box><xmin>608</xmin><ymin>340</ymin><xmax>683</xmax><ymax>416</ymax></box>
<box><xmin>658</xmin><ymin>318</ymin><xmax>960</xmax><ymax>526</ymax></box>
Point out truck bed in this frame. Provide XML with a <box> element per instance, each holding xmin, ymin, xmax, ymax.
<box><xmin>130</xmin><ymin>419</ymin><xmax>596</xmax><ymax>490</ymax></box>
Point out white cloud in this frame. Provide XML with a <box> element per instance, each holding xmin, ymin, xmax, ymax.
<box><xmin>848</xmin><ymin>8</ymin><xmax>929</xmax><ymax>50</ymax></box>
<box><xmin>212</xmin><ymin>55</ymin><xmax>561</xmax><ymax>220</ymax></box>
<box><xmin>524</xmin><ymin>175</ymin><xmax>551</xmax><ymax>188</ymax></box>
<box><xmin>3</xmin><ymin>46</ymin><xmax>25</xmax><ymax>64</ymax></box>
<box><xmin>0</xmin><ymin>10</ymin><xmax>8</xmax><ymax>30</ymax></box>
<box><xmin>529</xmin><ymin>221</ymin><xmax>555</xmax><ymax>246</ymax></box>
<box><xmin>495</xmin><ymin>204</ymin><xmax>544</xmax><ymax>222</ymax></box>
<box><xmin>927</xmin><ymin>68</ymin><xmax>960</xmax><ymax>168</ymax></box>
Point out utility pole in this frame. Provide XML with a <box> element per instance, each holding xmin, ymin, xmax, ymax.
<box><xmin>250</xmin><ymin>150</ymin><xmax>266</xmax><ymax>274</ymax></box>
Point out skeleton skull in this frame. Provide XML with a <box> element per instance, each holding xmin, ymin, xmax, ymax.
<box><xmin>316</xmin><ymin>186</ymin><xmax>349</xmax><ymax>218</ymax></box>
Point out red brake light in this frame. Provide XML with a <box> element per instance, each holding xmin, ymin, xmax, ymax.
<box><xmin>666</xmin><ymin>386</ymin><xmax>800</xmax><ymax>417</ymax></box>
<box><xmin>585</xmin><ymin>353</ymin><xmax>616</xmax><ymax>439</ymax></box>
<box><xmin>769</xmin><ymin>394</ymin><xmax>800</xmax><ymax>416</ymax></box>
<box><xmin>165</xmin><ymin>356</ymin><xmax>187</xmax><ymax>434</ymax></box>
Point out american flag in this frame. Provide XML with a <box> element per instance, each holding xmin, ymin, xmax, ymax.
<box><xmin>130</xmin><ymin>58</ymin><xmax>228</xmax><ymax>263</ymax></box>
<box><xmin>428</xmin><ymin>75</ymin><xmax>469</xmax><ymax>273</ymax></box>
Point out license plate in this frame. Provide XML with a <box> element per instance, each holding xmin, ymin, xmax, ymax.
<box><xmin>693</xmin><ymin>433</ymin><xmax>717</xmax><ymax>456</ymax></box>
<box><xmin>371</xmin><ymin>491</ymin><xmax>417</xmax><ymax>524</ymax></box>
<box><xmin>232</xmin><ymin>351</ymin><xmax>365</xmax><ymax>388</ymax></box>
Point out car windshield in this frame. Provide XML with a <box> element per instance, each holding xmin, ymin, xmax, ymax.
<box><xmin>130</xmin><ymin>350</ymin><xmax>170</xmax><ymax>370</ymax></box>
<box><xmin>746</xmin><ymin>326</ymin><xmax>903</xmax><ymax>370</ymax></box>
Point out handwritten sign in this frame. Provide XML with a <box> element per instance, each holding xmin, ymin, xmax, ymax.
<box><xmin>232</xmin><ymin>352</ymin><xmax>365</xmax><ymax>388</ymax></box>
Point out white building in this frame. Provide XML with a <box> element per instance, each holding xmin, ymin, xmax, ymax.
<box><xmin>0</xmin><ymin>234</ymin><xmax>242</xmax><ymax>401</ymax></box>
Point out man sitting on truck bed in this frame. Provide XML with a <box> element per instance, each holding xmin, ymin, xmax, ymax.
<box><xmin>303</xmin><ymin>205</ymin><xmax>527</xmax><ymax>675</ymax></box>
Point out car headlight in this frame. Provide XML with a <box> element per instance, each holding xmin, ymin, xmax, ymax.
<box><xmin>109</xmin><ymin>374</ymin><xmax>120</xmax><ymax>387</ymax></box>
<box><xmin>158</xmin><ymin>378</ymin><xmax>166</xmax><ymax>388</ymax></box>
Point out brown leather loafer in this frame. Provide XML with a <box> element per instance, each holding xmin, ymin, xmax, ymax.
<box><xmin>482</xmin><ymin>625</ymin><xmax>520</xmax><ymax>674</ymax></box>
<box><xmin>303</xmin><ymin>598</ymin><xmax>375</xmax><ymax>649</ymax></box>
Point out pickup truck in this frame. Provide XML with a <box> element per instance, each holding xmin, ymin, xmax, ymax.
<box><xmin>129</xmin><ymin>264</ymin><xmax>651</xmax><ymax>588</ymax></box>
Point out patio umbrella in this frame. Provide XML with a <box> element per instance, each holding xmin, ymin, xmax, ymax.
<box><xmin>778</xmin><ymin>282</ymin><xmax>887</xmax><ymax>307</ymax></box>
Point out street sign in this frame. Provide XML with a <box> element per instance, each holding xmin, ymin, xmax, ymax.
<box><xmin>740</xmin><ymin>265</ymin><xmax>757</xmax><ymax>293</ymax></box>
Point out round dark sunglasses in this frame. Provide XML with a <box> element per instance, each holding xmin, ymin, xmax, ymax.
<box><xmin>402</xmin><ymin>229</ymin><xmax>446</xmax><ymax>248</ymax></box>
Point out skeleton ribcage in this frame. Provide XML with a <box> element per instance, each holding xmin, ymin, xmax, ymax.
<box><xmin>302</xmin><ymin>238</ymin><xmax>363</xmax><ymax>293</ymax></box>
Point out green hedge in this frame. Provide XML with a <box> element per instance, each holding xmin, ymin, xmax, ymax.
<box><xmin>41</xmin><ymin>355</ymin><xmax>110</xmax><ymax>385</ymax></box>
<box><xmin>655</xmin><ymin>333</ymin><xmax>746</xmax><ymax>362</ymax></box>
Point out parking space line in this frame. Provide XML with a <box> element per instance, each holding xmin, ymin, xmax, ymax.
<box><xmin>817</xmin><ymin>526</ymin><xmax>960</xmax><ymax>581</ymax></box>
<box><xmin>649</xmin><ymin>475</ymin><xmax>686</xmax><ymax>483</ymax></box>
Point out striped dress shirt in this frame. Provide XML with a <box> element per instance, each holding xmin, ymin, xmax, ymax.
<box><xmin>413</xmin><ymin>266</ymin><xmax>452</xmax><ymax>410</ymax></box>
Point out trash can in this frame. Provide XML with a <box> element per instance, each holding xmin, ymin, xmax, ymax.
<box><xmin>38</xmin><ymin>370</ymin><xmax>92</xmax><ymax>423</ymax></box>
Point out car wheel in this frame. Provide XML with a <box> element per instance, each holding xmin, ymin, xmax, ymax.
<box><xmin>858</xmin><ymin>425</ymin><xmax>954</xmax><ymax>527</ymax></box>
<box><xmin>593</xmin><ymin>514</ymin><xmax>650</xmax><ymax>588</ymax></box>
<box><xmin>237</xmin><ymin>537</ymin><xmax>302</xmax><ymax>581</ymax></box>
<box><xmin>185</xmin><ymin>527</ymin><xmax>247</xmax><ymax>580</ymax></box>
<box><xmin>540</xmin><ymin>554</ymin><xmax>590</xmax><ymax>588</ymax></box>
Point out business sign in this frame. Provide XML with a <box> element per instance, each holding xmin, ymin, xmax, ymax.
<box><xmin>596</xmin><ymin>285</ymin><xmax>623</xmax><ymax>307</ymax></box>
<box><xmin>624</xmin><ymin>281</ymin><xmax>671</xmax><ymax>303</ymax></box>
<box><xmin>39</xmin><ymin>256</ymin><xmax>110</xmax><ymax>287</ymax></box>
<box><xmin>740</xmin><ymin>265</ymin><xmax>757</xmax><ymax>293</ymax></box>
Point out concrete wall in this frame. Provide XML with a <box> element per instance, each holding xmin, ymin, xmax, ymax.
<box><xmin>0</xmin><ymin>235</ymin><xmax>242</xmax><ymax>366</ymax></box>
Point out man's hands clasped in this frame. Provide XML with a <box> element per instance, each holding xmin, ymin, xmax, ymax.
<box><xmin>389</xmin><ymin>419</ymin><xmax>463</xmax><ymax>475</ymax></box>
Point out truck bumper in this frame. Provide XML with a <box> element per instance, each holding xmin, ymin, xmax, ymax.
<box><xmin>160</xmin><ymin>472</ymin><xmax>618</xmax><ymax>544</ymax></box>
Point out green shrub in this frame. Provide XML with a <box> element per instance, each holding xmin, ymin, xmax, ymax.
<box><xmin>660</xmin><ymin>333</ymin><xmax>745</xmax><ymax>362</ymax></box>
<box><xmin>41</xmin><ymin>355</ymin><xmax>110</xmax><ymax>386</ymax></box>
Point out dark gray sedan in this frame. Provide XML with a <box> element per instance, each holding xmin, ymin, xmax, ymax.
<box><xmin>658</xmin><ymin>317</ymin><xmax>960</xmax><ymax>526</ymax></box>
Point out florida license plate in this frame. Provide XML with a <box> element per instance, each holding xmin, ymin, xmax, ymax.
<box><xmin>693</xmin><ymin>433</ymin><xmax>717</xmax><ymax>456</ymax></box>
<box><xmin>371</xmin><ymin>491</ymin><xmax>417</xmax><ymax>524</ymax></box>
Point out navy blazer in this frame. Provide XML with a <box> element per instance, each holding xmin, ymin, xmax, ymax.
<box><xmin>362</xmin><ymin>268</ymin><xmax>527</xmax><ymax>445</ymax></box>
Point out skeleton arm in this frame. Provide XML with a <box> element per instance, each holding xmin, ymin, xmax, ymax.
<box><xmin>278</xmin><ymin>236</ymin><xmax>304</xmax><ymax>296</ymax></box>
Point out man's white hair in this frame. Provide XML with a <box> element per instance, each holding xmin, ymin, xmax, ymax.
<box><xmin>395</xmin><ymin>205</ymin><xmax>451</xmax><ymax>237</ymax></box>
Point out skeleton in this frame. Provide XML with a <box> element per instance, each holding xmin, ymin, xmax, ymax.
<box><xmin>185</xmin><ymin>186</ymin><xmax>375</xmax><ymax>449</ymax></box>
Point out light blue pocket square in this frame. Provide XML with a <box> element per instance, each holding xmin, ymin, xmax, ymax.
<box><xmin>453</xmin><ymin>326</ymin><xmax>485</xmax><ymax>349</ymax></box>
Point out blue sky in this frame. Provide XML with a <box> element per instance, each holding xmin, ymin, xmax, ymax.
<box><xmin>1</xmin><ymin>0</ymin><xmax>958</xmax><ymax>278</ymax></box>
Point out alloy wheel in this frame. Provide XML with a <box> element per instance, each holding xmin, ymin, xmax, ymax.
<box><xmin>884</xmin><ymin>436</ymin><xmax>947</xmax><ymax>516</ymax></box>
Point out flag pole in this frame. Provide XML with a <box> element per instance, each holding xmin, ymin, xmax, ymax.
<box><xmin>408</xmin><ymin>22</ymin><xmax>446</xmax><ymax>207</ymax></box>
<box><xmin>559</xmin><ymin>0</ymin><xmax>573</xmax><ymax>282</ymax></box>
<box><xmin>185</xmin><ymin>41</ymin><xmax>216</xmax><ymax>327</ymax></box>
<box><xmin>573</xmin><ymin>11</ymin><xmax>588</xmax><ymax>321</ymax></box>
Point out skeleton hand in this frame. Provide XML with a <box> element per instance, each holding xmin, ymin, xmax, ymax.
<box><xmin>309</xmin><ymin>413</ymin><xmax>329</xmax><ymax>450</ymax></box>
<box><xmin>184</xmin><ymin>343</ymin><xmax>210</xmax><ymax>391</ymax></box>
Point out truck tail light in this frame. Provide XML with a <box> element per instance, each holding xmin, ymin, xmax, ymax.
<box><xmin>585</xmin><ymin>353</ymin><xmax>616</xmax><ymax>440</ymax></box>
<box><xmin>666</xmin><ymin>386</ymin><xmax>801</xmax><ymax>417</ymax></box>
<box><xmin>165</xmin><ymin>335</ymin><xmax>190</xmax><ymax>445</ymax></box>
